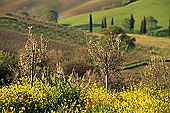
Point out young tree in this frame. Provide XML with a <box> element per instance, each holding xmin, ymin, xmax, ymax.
<box><xmin>168</xmin><ymin>19</ymin><xmax>170</xmax><ymax>36</ymax></box>
<box><xmin>19</xmin><ymin>26</ymin><xmax>48</xmax><ymax>88</ymax></box>
<box><xmin>89</xmin><ymin>14</ymin><xmax>93</xmax><ymax>32</ymax></box>
<box><xmin>42</xmin><ymin>8</ymin><xmax>58</xmax><ymax>23</ymax></box>
<box><xmin>86</xmin><ymin>26</ymin><xmax>135</xmax><ymax>90</ymax></box>
<box><xmin>129</xmin><ymin>14</ymin><xmax>135</xmax><ymax>31</ymax></box>
<box><xmin>111</xmin><ymin>17</ymin><xmax>114</xmax><ymax>25</ymax></box>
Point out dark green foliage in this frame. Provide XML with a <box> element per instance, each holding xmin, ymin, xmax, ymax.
<box><xmin>129</xmin><ymin>14</ymin><xmax>135</xmax><ymax>31</ymax></box>
<box><xmin>0</xmin><ymin>51</ymin><xmax>15</xmax><ymax>85</ymax></box>
<box><xmin>104</xmin><ymin>16</ymin><xmax>107</xmax><ymax>28</ymax></box>
<box><xmin>100</xmin><ymin>26</ymin><xmax>136</xmax><ymax>51</ymax></box>
<box><xmin>42</xmin><ymin>8</ymin><xmax>58</xmax><ymax>23</ymax></box>
<box><xmin>111</xmin><ymin>17</ymin><xmax>114</xmax><ymax>25</ymax></box>
<box><xmin>143</xmin><ymin>16</ymin><xmax>147</xmax><ymax>33</ymax></box>
<box><xmin>140</xmin><ymin>16</ymin><xmax>146</xmax><ymax>34</ymax></box>
<box><xmin>101</xmin><ymin>19</ymin><xmax>104</xmax><ymax>28</ymax></box>
<box><xmin>121</xmin><ymin>18</ymin><xmax>130</xmax><ymax>30</ymax></box>
<box><xmin>89</xmin><ymin>14</ymin><xmax>93</xmax><ymax>32</ymax></box>
<box><xmin>146</xmin><ymin>16</ymin><xmax>158</xmax><ymax>31</ymax></box>
<box><xmin>140</xmin><ymin>20</ymin><xmax>143</xmax><ymax>33</ymax></box>
<box><xmin>168</xmin><ymin>19</ymin><xmax>170</xmax><ymax>36</ymax></box>
<box><xmin>122</xmin><ymin>0</ymin><xmax>137</xmax><ymax>5</ymax></box>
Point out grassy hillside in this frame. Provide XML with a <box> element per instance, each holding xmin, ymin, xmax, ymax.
<box><xmin>0</xmin><ymin>0</ymin><xmax>88</xmax><ymax>14</ymax></box>
<box><xmin>1</xmin><ymin>12</ymin><xmax>170</xmax><ymax>60</ymax></box>
<box><xmin>0</xmin><ymin>29</ymin><xmax>75</xmax><ymax>54</ymax></box>
<box><xmin>122</xmin><ymin>34</ymin><xmax>170</xmax><ymax>72</ymax></box>
<box><xmin>59</xmin><ymin>0</ymin><xmax>170</xmax><ymax>33</ymax></box>
<box><xmin>0</xmin><ymin>13</ymin><xmax>86</xmax><ymax>47</ymax></box>
<box><xmin>0</xmin><ymin>0</ymin><xmax>122</xmax><ymax>18</ymax></box>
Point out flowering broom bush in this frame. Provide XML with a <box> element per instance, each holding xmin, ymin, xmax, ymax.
<box><xmin>0</xmin><ymin>74</ymin><xmax>170</xmax><ymax>112</ymax></box>
<box><xmin>84</xmin><ymin>83</ymin><xmax>170</xmax><ymax>112</ymax></box>
<box><xmin>0</xmin><ymin>75</ymin><xmax>87</xmax><ymax>113</ymax></box>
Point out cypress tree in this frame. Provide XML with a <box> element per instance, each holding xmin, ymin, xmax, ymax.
<box><xmin>111</xmin><ymin>17</ymin><xmax>114</xmax><ymax>25</ymax></box>
<box><xmin>140</xmin><ymin>20</ymin><xmax>143</xmax><ymax>34</ymax></box>
<box><xmin>143</xmin><ymin>16</ymin><xmax>146</xmax><ymax>33</ymax></box>
<box><xmin>89</xmin><ymin>14</ymin><xmax>93</xmax><ymax>32</ymax></box>
<box><xmin>130</xmin><ymin>14</ymin><xmax>135</xmax><ymax>31</ymax></box>
<box><xmin>140</xmin><ymin>16</ymin><xmax>147</xmax><ymax>34</ymax></box>
<box><xmin>101</xmin><ymin>19</ymin><xmax>104</xmax><ymax>29</ymax></box>
<box><xmin>104</xmin><ymin>16</ymin><xmax>107</xmax><ymax>28</ymax></box>
<box><xmin>168</xmin><ymin>19</ymin><xmax>170</xmax><ymax>36</ymax></box>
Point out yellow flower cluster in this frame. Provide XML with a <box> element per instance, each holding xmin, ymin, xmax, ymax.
<box><xmin>0</xmin><ymin>76</ymin><xmax>170</xmax><ymax>113</ymax></box>
<box><xmin>0</xmin><ymin>76</ymin><xmax>86</xmax><ymax>112</ymax></box>
<box><xmin>84</xmin><ymin>83</ymin><xmax>170</xmax><ymax>112</ymax></box>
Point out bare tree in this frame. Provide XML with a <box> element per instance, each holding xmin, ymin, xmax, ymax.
<box><xmin>86</xmin><ymin>32</ymin><xmax>125</xmax><ymax>90</ymax></box>
<box><xmin>19</xmin><ymin>26</ymin><xmax>48</xmax><ymax>88</ymax></box>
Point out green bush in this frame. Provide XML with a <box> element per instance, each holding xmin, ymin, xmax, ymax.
<box><xmin>0</xmin><ymin>51</ymin><xmax>15</xmax><ymax>85</ymax></box>
<box><xmin>42</xmin><ymin>8</ymin><xmax>58</xmax><ymax>23</ymax></box>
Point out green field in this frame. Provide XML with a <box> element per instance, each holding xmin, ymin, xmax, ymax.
<box><xmin>59</xmin><ymin>0</ymin><xmax>170</xmax><ymax>33</ymax></box>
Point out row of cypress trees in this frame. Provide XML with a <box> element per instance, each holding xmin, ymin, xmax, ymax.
<box><xmin>89</xmin><ymin>14</ymin><xmax>170</xmax><ymax>36</ymax></box>
<box><xmin>101</xmin><ymin>17</ymin><xmax>108</xmax><ymax>28</ymax></box>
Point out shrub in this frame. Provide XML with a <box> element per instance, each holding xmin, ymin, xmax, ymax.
<box><xmin>62</xmin><ymin>48</ymin><xmax>92</xmax><ymax>77</ymax></box>
<box><xmin>146</xmin><ymin>16</ymin><xmax>158</xmax><ymax>31</ymax></box>
<box><xmin>0</xmin><ymin>51</ymin><xmax>15</xmax><ymax>85</ymax></box>
<box><xmin>141</xmin><ymin>54</ymin><xmax>170</xmax><ymax>89</ymax></box>
<box><xmin>120</xmin><ymin>18</ymin><xmax>130</xmax><ymax>31</ymax></box>
<box><xmin>0</xmin><ymin>73</ymin><xmax>87</xmax><ymax>112</ymax></box>
<box><xmin>42</xmin><ymin>8</ymin><xmax>58</xmax><ymax>23</ymax></box>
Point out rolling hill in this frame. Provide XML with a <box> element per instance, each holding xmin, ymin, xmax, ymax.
<box><xmin>1</xmin><ymin>0</ymin><xmax>170</xmax><ymax>73</ymax></box>
<box><xmin>59</xmin><ymin>0</ymin><xmax>170</xmax><ymax>33</ymax></box>
<box><xmin>0</xmin><ymin>0</ymin><xmax>122</xmax><ymax>18</ymax></box>
<box><xmin>0</xmin><ymin>12</ymin><xmax>86</xmax><ymax>53</ymax></box>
